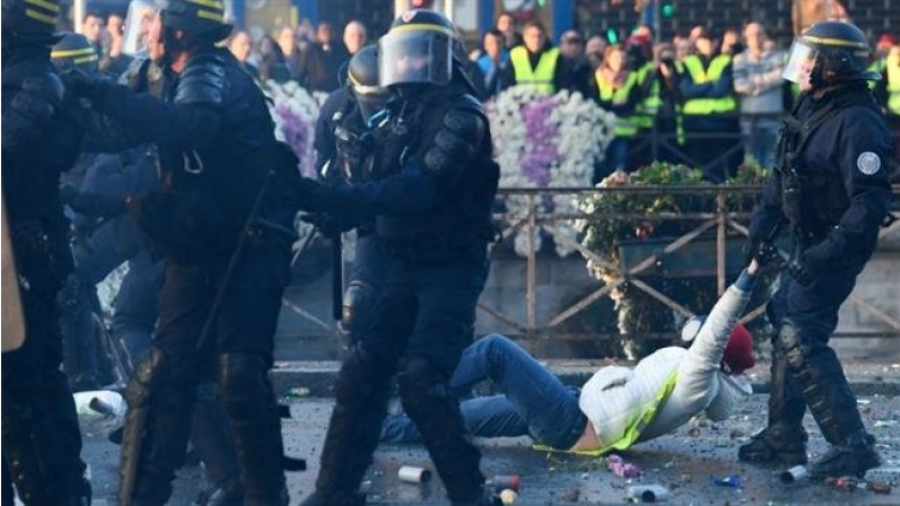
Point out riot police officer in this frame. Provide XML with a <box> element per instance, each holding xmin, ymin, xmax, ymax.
<box><xmin>739</xmin><ymin>21</ymin><xmax>893</xmax><ymax>478</ymax></box>
<box><xmin>312</xmin><ymin>44</ymin><xmax>393</xmax><ymax>345</ymax></box>
<box><xmin>297</xmin><ymin>10</ymin><xmax>500</xmax><ymax>506</ymax></box>
<box><xmin>1</xmin><ymin>0</ymin><xmax>92</xmax><ymax>503</ymax></box>
<box><xmin>64</xmin><ymin>0</ymin><xmax>300</xmax><ymax>503</ymax></box>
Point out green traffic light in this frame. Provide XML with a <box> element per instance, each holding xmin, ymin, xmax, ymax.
<box><xmin>662</xmin><ymin>3</ymin><xmax>675</xmax><ymax>17</ymax></box>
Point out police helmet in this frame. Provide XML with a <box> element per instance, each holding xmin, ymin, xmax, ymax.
<box><xmin>378</xmin><ymin>9</ymin><xmax>454</xmax><ymax>88</ymax></box>
<box><xmin>157</xmin><ymin>0</ymin><xmax>232</xmax><ymax>50</ymax></box>
<box><xmin>347</xmin><ymin>45</ymin><xmax>390</xmax><ymax>120</ymax></box>
<box><xmin>51</xmin><ymin>33</ymin><xmax>99</xmax><ymax>75</ymax></box>
<box><xmin>783</xmin><ymin>21</ymin><xmax>880</xmax><ymax>88</ymax></box>
<box><xmin>1</xmin><ymin>0</ymin><xmax>62</xmax><ymax>44</ymax></box>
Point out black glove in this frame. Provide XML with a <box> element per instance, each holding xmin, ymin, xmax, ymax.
<box><xmin>787</xmin><ymin>258</ymin><xmax>814</xmax><ymax>286</ymax></box>
<box><xmin>742</xmin><ymin>236</ymin><xmax>761</xmax><ymax>268</ymax></box>
<box><xmin>60</xmin><ymin>67</ymin><xmax>112</xmax><ymax>103</ymax></box>
<box><xmin>296</xmin><ymin>177</ymin><xmax>336</xmax><ymax>213</ymax></box>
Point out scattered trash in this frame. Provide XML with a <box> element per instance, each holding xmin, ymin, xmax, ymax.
<box><xmin>627</xmin><ymin>484</ymin><xmax>670</xmax><ymax>503</ymax></box>
<box><xmin>607</xmin><ymin>454</ymin><xmax>641</xmax><ymax>478</ymax></box>
<box><xmin>874</xmin><ymin>420</ymin><xmax>899</xmax><ymax>428</ymax></box>
<box><xmin>397</xmin><ymin>466</ymin><xmax>431</xmax><ymax>484</ymax></box>
<box><xmin>680</xmin><ymin>474</ymin><xmax>693</xmax><ymax>483</ymax></box>
<box><xmin>780</xmin><ymin>466</ymin><xmax>808</xmax><ymax>484</ymax></box>
<box><xmin>499</xmin><ymin>489</ymin><xmax>518</xmax><ymax>504</ymax></box>
<box><xmin>687</xmin><ymin>427</ymin><xmax>701</xmax><ymax>438</ymax></box>
<box><xmin>857</xmin><ymin>399</ymin><xmax>872</xmax><ymax>405</ymax></box>
<box><xmin>487</xmin><ymin>475</ymin><xmax>521</xmax><ymax>492</ymax></box>
<box><xmin>711</xmin><ymin>474</ymin><xmax>742</xmax><ymax>488</ymax></box>
<box><xmin>560</xmin><ymin>488</ymin><xmax>580</xmax><ymax>502</ymax></box>
<box><xmin>74</xmin><ymin>391</ymin><xmax>125</xmax><ymax>420</ymax></box>
<box><xmin>283</xmin><ymin>386</ymin><xmax>310</xmax><ymax>399</ymax></box>
<box><xmin>729</xmin><ymin>429</ymin><xmax>744</xmax><ymax>439</ymax></box>
<box><xmin>824</xmin><ymin>476</ymin><xmax>858</xmax><ymax>491</ymax></box>
<box><xmin>581</xmin><ymin>472</ymin><xmax>590</xmax><ymax>480</ymax></box>
<box><xmin>868</xmin><ymin>481</ymin><xmax>892</xmax><ymax>494</ymax></box>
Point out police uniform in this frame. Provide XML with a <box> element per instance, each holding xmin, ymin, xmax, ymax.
<box><xmin>740</xmin><ymin>22</ymin><xmax>892</xmax><ymax>478</ymax></box>
<box><xmin>1</xmin><ymin>1</ymin><xmax>91</xmax><ymax>504</ymax></box>
<box><xmin>298</xmin><ymin>10</ymin><xmax>500</xmax><ymax>506</ymax></box>
<box><xmin>64</xmin><ymin>0</ymin><xmax>298</xmax><ymax>503</ymax></box>
<box><xmin>312</xmin><ymin>46</ymin><xmax>395</xmax><ymax>345</ymax></box>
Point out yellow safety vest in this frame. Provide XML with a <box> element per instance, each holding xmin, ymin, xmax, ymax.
<box><xmin>681</xmin><ymin>54</ymin><xmax>737</xmax><ymax>115</ymax></box>
<box><xmin>636</xmin><ymin>62</ymin><xmax>661</xmax><ymax>129</ymax></box>
<box><xmin>510</xmin><ymin>46</ymin><xmax>560</xmax><ymax>95</ymax></box>
<box><xmin>886</xmin><ymin>54</ymin><xmax>900</xmax><ymax>116</ymax></box>
<box><xmin>868</xmin><ymin>58</ymin><xmax>886</xmax><ymax>91</ymax></box>
<box><xmin>597</xmin><ymin>69</ymin><xmax>640</xmax><ymax>138</ymax></box>
<box><xmin>534</xmin><ymin>371</ymin><xmax>679</xmax><ymax>457</ymax></box>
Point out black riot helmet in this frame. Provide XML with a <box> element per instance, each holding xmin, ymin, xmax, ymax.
<box><xmin>1</xmin><ymin>0</ymin><xmax>63</xmax><ymax>45</ymax></box>
<box><xmin>347</xmin><ymin>45</ymin><xmax>390</xmax><ymax>121</ymax></box>
<box><xmin>157</xmin><ymin>0</ymin><xmax>232</xmax><ymax>51</ymax></box>
<box><xmin>783</xmin><ymin>21</ymin><xmax>880</xmax><ymax>89</ymax></box>
<box><xmin>51</xmin><ymin>33</ymin><xmax>99</xmax><ymax>75</ymax></box>
<box><xmin>378</xmin><ymin>9</ymin><xmax>454</xmax><ymax>89</ymax></box>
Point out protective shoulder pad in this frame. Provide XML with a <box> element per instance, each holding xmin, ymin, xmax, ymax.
<box><xmin>4</xmin><ymin>70</ymin><xmax>65</xmax><ymax>146</ymax></box>
<box><xmin>174</xmin><ymin>52</ymin><xmax>226</xmax><ymax>106</ymax></box>
<box><xmin>422</xmin><ymin>101</ymin><xmax>487</xmax><ymax>176</ymax></box>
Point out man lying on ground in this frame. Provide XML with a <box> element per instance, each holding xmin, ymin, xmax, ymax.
<box><xmin>381</xmin><ymin>260</ymin><xmax>762</xmax><ymax>454</ymax></box>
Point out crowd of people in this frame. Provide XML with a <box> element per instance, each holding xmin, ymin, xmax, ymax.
<box><xmin>2</xmin><ymin>1</ymin><xmax>897</xmax><ymax>505</ymax></box>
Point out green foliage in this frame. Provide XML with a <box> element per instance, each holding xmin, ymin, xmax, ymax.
<box><xmin>576</xmin><ymin>161</ymin><xmax>771</xmax><ymax>358</ymax></box>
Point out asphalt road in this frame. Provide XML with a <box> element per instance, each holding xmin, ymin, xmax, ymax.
<box><xmin>77</xmin><ymin>392</ymin><xmax>900</xmax><ymax>506</ymax></box>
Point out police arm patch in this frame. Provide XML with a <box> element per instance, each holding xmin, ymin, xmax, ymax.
<box><xmin>856</xmin><ymin>152</ymin><xmax>882</xmax><ymax>175</ymax></box>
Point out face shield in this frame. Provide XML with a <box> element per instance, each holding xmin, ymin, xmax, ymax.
<box><xmin>782</xmin><ymin>39</ymin><xmax>818</xmax><ymax>85</ymax></box>
<box><xmin>352</xmin><ymin>84</ymin><xmax>390</xmax><ymax>123</ymax></box>
<box><xmin>122</xmin><ymin>0</ymin><xmax>159</xmax><ymax>55</ymax></box>
<box><xmin>378</xmin><ymin>29</ymin><xmax>452</xmax><ymax>88</ymax></box>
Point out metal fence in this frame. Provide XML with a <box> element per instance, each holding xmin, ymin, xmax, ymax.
<box><xmin>477</xmin><ymin>185</ymin><xmax>900</xmax><ymax>341</ymax></box>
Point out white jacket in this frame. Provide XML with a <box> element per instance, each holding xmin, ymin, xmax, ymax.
<box><xmin>578</xmin><ymin>278</ymin><xmax>754</xmax><ymax>447</ymax></box>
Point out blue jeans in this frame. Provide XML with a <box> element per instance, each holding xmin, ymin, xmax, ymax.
<box><xmin>381</xmin><ymin>334</ymin><xmax>587</xmax><ymax>449</ymax></box>
<box><xmin>741</xmin><ymin>118</ymin><xmax>779</xmax><ymax>169</ymax></box>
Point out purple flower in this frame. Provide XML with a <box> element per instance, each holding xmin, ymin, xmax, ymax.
<box><xmin>520</xmin><ymin>96</ymin><xmax>560</xmax><ymax>187</ymax></box>
<box><xmin>275</xmin><ymin>103</ymin><xmax>317</xmax><ymax>178</ymax></box>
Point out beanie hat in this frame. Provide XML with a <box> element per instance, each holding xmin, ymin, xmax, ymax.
<box><xmin>681</xmin><ymin>315</ymin><xmax>755</xmax><ymax>376</ymax></box>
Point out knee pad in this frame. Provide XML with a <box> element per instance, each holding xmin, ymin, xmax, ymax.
<box><xmin>334</xmin><ymin>343</ymin><xmax>392</xmax><ymax>405</ymax></box>
<box><xmin>218</xmin><ymin>353</ymin><xmax>271</xmax><ymax>414</ymax></box>
<box><xmin>342</xmin><ymin>279</ymin><xmax>377</xmax><ymax>331</ymax></box>
<box><xmin>398</xmin><ymin>357</ymin><xmax>451</xmax><ymax>410</ymax></box>
<box><xmin>124</xmin><ymin>347</ymin><xmax>168</xmax><ymax>409</ymax></box>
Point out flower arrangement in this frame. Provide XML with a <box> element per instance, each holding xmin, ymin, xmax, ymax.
<box><xmin>487</xmin><ymin>87</ymin><xmax>617</xmax><ymax>256</ymax></box>
<box><xmin>575</xmin><ymin>160</ymin><xmax>772</xmax><ymax>358</ymax></box>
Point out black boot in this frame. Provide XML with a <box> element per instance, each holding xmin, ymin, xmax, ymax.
<box><xmin>778</xmin><ymin>320</ymin><xmax>881</xmax><ymax>478</ymax></box>
<box><xmin>191</xmin><ymin>382</ymin><xmax>241</xmax><ymax>500</ymax></box>
<box><xmin>219</xmin><ymin>354</ymin><xmax>288</xmax><ymax>506</ymax></box>
<box><xmin>300</xmin><ymin>345</ymin><xmax>393</xmax><ymax>506</ymax></box>
<box><xmin>739</xmin><ymin>349</ymin><xmax>808</xmax><ymax>466</ymax></box>
<box><xmin>399</xmin><ymin>358</ymin><xmax>486</xmax><ymax>505</ymax></box>
<box><xmin>808</xmin><ymin>429</ymin><xmax>882</xmax><ymax>478</ymax></box>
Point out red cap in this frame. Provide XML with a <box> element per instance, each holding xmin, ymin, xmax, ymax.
<box><xmin>722</xmin><ymin>323</ymin><xmax>755</xmax><ymax>375</ymax></box>
<box><xmin>877</xmin><ymin>34</ymin><xmax>899</xmax><ymax>47</ymax></box>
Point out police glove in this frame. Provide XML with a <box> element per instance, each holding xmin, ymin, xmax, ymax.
<box><xmin>787</xmin><ymin>247</ymin><xmax>828</xmax><ymax>286</ymax></box>
<box><xmin>787</xmin><ymin>259</ymin><xmax>815</xmax><ymax>286</ymax></box>
<box><xmin>296</xmin><ymin>177</ymin><xmax>336</xmax><ymax>213</ymax></box>
<box><xmin>60</xmin><ymin>67</ymin><xmax>112</xmax><ymax>103</ymax></box>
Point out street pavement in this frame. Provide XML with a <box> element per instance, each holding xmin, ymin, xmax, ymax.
<box><xmin>78</xmin><ymin>380</ymin><xmax>900</xmax><ymax>506</ymax></box>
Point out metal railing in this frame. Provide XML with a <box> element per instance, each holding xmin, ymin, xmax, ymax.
<box><xmin>478</xmin><ymin>185</ymin><xmax>900</xmax><ymax>341</ymax></box>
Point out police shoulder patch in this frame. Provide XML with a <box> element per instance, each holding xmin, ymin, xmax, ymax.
<box><xmin>856</xmin><ymin>152</ymin><xmax>881</xmax><ymax>176</ymax></box>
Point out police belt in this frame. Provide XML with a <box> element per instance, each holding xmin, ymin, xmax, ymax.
<box><xmin>381</xmin><ymin>232</ymin><xmax>490</xmax><ymax>265</ymax></box>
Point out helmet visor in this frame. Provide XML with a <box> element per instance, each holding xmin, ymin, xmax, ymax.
<box><xmin>122</xmin><ymin>0</ymin><xmax>159</xmax><ymax>55</ymax></box>
<box><xmin>378</xmin><ymin>30</ymin><xmax>452</xmax><ymax>88</ymax></box>
<box><xmin>782</xmin><ymin>39</ymin><xmax>818</xmax><ymax>84</ymax></box>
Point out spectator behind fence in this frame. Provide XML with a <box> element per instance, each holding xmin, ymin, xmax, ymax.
<box><xmin>557</xmin><ymin>30</ymin><xmax>594</xmax><ymax>98</ymax></box>
<box><xmin>508</xmin><ymin>21</ymin><xmax>561</xmax><ymax>95</ymax></box>
<box><xmin>627</xmin><ymin>34</ymin><xmax>657</xmax><ymax>168</ymax></box>
<box><xmin>733</xmin><ymin>22</ymin><xmax>784</xmax><ymax>168</ymax></box>
<box><xmin>586</xmin><ymin>35</ymin><xmax>607</xmax><ymax>70</ymax></box>
<box><xmin>99</xmin><ymin>10</ymin><xmax>129</xmax><ymax>76</ymax></box>
<box><xmin>80</xmin><ymin>11</ymin><xmax>104</xmax><ymax>54</ymax></box>
<box><xmin>278</xmin><ymin>26</ymin><xmax>304</xmax><ymax>82</ymax></box>
<box><xmin>678</xmin><ymin>27</ymin><xmax>743</xmax><ymax>182</ymax></box>
<box><xmin>496</xmin><ymin>11</ymin><xmax>523</xmax><ymax>49</ymax></box>
<box><xmin>228</xmin><ymin>29</ymin><xmax>259</xmax><ymax>80</ymax></box>
<box><xmin>674</xmin><ymin>34</ymin><xmax>693</xmax><ymax>61</ymax></box>
<box><xmin>300</xmin><ymin>21</ymin><xmax>349</xmax><ymax>92</ymax></box>
<box><xmin>594</xmin><ymin>45</ymin><xmax>642</xmax><ymax>182</ymax></box>
<box><xmin>721</xmin><ymin>28</ymin><xmax>744</xmax><ymax>56</ymax></box>
<box><xmin>792</xmin><ymin>0</ymin><xmax>850</xmax><ymax>36</ymax></box>
<box><xmin>257</xmin><ymin>35</ymin><xmax>292</xmax><ymax>83</ymax></box>
<box><xmin>343</xmin><ymin>20</ymin><xmax>367</xmax><ymax>56</ymax></box>
<box><xmin>477</xmin><ymin>28</ymin><xmax>513</xmax><ymax>99</ymax></box>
